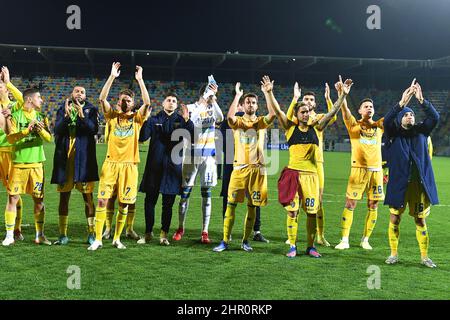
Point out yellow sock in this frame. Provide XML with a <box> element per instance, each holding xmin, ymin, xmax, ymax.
<box><xmin>59</xmin><ymin>215</ymin><xmax>69</xmax><ymax>236</ymax></box>
<box><xmin>223</xmin><ymin>203</ymin><xmax>236</xmax><ymax>242</ymax></box>
<box><xmin>388</xmin><ymin>222</ymin><xmax>400</xmax><ymax>256</ymax></box>
<box><xmin>5</xmin><ymin>210</ymin><xmax>16</xmax><ymax>233</ymax></box>
<box><xmin>87</xmin><ymin>217</ymin><xmax>95</xmax><ymax>234</ymax></box>
<box><xmin>363</xmin><ymin>208</ymin><xmax>378</xmax><ymax>239</ymax></box>
<box><xmin>94</xmin><ymin>206</ymin><xmax>107</xmax><ymax>241</ymax></box>
<box><xmin>316</xmin><ymin>205</ymin><xmax>324</xmax><ymax>238</ymax></box>
<box><xmin>306</xmin><ymin>214</ymin><xmax>317</xmax><ymax>248</ymax></box>
<box><xmin>341</xmin><ymin>208</ymin><xmax>354</xmax><ymax>239</ymax></box>
<box><xmin>286</xmin><ymin>214</ymin><xmax>298</xmax><ymax>247</ymax></box>
<box><xmin>105</xmin><ymin>208</ymin><xmax>114</xmax><ymax>230</ymax></box>
<box><xmin>416</xmin><ymin>225</ymin><xmax>429</xmax><ymax>259</ymax></box>
<box><xmin>14</xmin><ymin>197</ymin><xmax>23</xmax><ymax>232</ymax></box>
<box><xmin>242</xmin><ymin>206</ymin><xmax>256</xmax><ymax>242</ymax></box>
<box><xmin>113</xmin><ymin>207</ymin><xmax>128</xmax><ymax>241</ymax></box>
<box><xmin>126</xmin><ymin>207</ymin><xmax>136</xmax><ymax>233</ymax></box>
<box><xmin>34</xmin><ymin>208</ymin><xmax>45</xmax><ymax>237</ymax></box>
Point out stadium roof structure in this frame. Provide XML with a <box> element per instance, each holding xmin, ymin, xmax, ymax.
<box><xmin>1</xmin><ymin>43</ymin><xmax>450</xmax><ymax>88</ymax></box>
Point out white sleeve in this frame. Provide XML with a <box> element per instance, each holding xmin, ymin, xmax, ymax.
<box><xmin>212</xmin><ymin>102</ymin><xmax>224</xmax><ymax>123</ymax></box>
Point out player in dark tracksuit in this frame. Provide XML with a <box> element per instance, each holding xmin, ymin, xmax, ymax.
<box><xmin>219</xmin><ymin>102</ymin><xmax>269</xmax><ymax>243</ymax></box>
<box><xmin>137</xmin><ymin>93</ymin><xmax>194</xmax><ymax>245</ymax></box>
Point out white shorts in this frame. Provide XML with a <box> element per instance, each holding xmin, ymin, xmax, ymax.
<box><xmin>182</xmin><ymin>156</ymin><xmax>217</xmax><ymax>187</ymax></box>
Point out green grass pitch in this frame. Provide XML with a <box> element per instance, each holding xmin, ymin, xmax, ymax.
<box><xmin>0</xmin><ymin>144</ymin><xmax>449</xmax><ymax>300</ymax></box>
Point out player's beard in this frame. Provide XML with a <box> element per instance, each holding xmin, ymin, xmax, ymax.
<box><xmin>73</xmin><ymin>96</ymin><xmax>85</xmax><ymax>104</ymax></box>
<box><xmin>120</xmin><ymin>100</ymin><xmax>129</xmax><ymax>113</ymax></box>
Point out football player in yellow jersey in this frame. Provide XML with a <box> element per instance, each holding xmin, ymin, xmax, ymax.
<box><xmin>265</xmin><ymin>76</ymin><xmax>352</xmax><ymax>258</ymax></box>
<box><xmin>0</xmin><ymin>67</ymin><xmax>25</xmax><ymax>241</ymax></box>
<box><xmin>88</xmin><ymin>62</ymin><xmax>151</xmax><ymax>251</ymax></box>
<box><xmin>285</xmin><ymin>82</ymin><xmax>337</xmax><ymax>247</ymax></box>
<box><xmin>213</xmin><ymin>79</ymin><xmax>275</xmax><ymax>252</ymax></box>
<box><xmin>335</xmin><ymin>76</ymin><xmax>384</xmax><ymax>251</ymax></box>
<box><xmin>3</xmin><ymin>87</ymin><xmax>52</xmax><ymax>246</ymax></box>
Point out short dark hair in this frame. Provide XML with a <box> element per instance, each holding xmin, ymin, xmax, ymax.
<box><xmin>119</xmin><ymin>89</ymin><xmax>135</xmax><ymax>99</ymax></box>
<box><xmin>303</xmin><ymin>91</ymin><xmax>316</xmax><ymax>98</ymax></box>
<box><xmin>293</xmin><ymin>101</ymin><xmax>309</xmax><ymax>116</ymax></box>
<box><xmin>23</xmin><ymin>87</ymin><xmax>40</xmax><ymax>100</ymax></box>
<box><xmin>359</xmin><ymin>98</ymin><xmax>374</xmax><ymax>108</ymax></box>
<box><xmin>238</xmin><ymin>96</ymin><xmax>245</xmax><ymax>105</ymax></box>
<box><xmin>164</xmin><ymin>92</ymin><xmax>179</xmax><ymax>101</ymax></box>
<box><xmin>243</xmin><ymin>93</ymin><xmax>258</xmax><ymax>103</ymax></box>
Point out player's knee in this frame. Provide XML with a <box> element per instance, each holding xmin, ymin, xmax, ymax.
<box><xmin>368</xmin><ymin>200</ymin><xmax>378</xmax><ymax>209</ymax></box>
<box><xmin>345</xmin><ymin>199</ymin><xmax>357</xmax><ymax>209</ymax></box>
<box><xmin>414</xmin><ymin>217</ymin><xmax>425</xmax><ymax>227</ymax></box>
<box><xmin>98</xmin><ymin>198</ymin><xmax>107</xmax><ymax>208</ymax></box>
<box><xmin>201</xmin><ymin>187</ymin><xmax>211</xmax><ymax>198</ymax></box>
<box><xmin>8</xmin><ymin>195</ymin><xmax>20</xmax><ymax>206</ymax></box>
<box><xmin>286</xmin><ymin>210</ymin><xmax>297</xmax><ymax>218</ymax></box>
<box><xmin>82</xmin><ymin>193</ymin><xmax>93</xmax><ymax>205</ymax></box>
<box><xmin>34</xmin><ymin>200</ymin><xmax>44</xmax><ymax>212</ymax></box>
<box><xmin>390</xmin><ymin>214</ymin><xmax>401</xmax><ymax>225</ymax></box>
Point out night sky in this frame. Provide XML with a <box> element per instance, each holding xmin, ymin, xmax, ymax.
<box><xmin>2</xmin><ymin>0</ymin><xmax>450</xmax><ymax>59</ymax></box>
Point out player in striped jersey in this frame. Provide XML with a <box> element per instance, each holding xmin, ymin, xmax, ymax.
<box><xmin>173</xmin><ymin>82</ymin><xmax>224</xmax><ymax>244</ymax></box>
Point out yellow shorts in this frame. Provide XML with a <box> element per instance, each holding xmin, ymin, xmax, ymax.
<box><xmin>284</xmin><ymin>172</ymin><xmax>320</xmax><ymax>214</ymax></box>
<box><xmin>0</xmin><ymin>151</ymin><xmax>12</xmax><ymax>187</ymax></box>
<box><xmin>56</xmin><ymin>144</ymin><xmax>95</xmax><ymax>193</ymax></box>
<box><xmin>97</xmin><ymin>161</ymin><xmax>138</xmax><ymax>204</ymax></box>
<box><xmin>317</xmin><ymin>162</ymin><xmax>324</xmax><ymax>190</ymax></box>
<box><xmin>227</xmin><ymin>165</ymin><xmax>267</xmax><ymax>207</ymax></box>
<box><xmin>7</xmin><ymin>164</ymin><xmax>45</xmax><ymax>198</ymax></box>
<box><xmin>390</xmin><ymin>180</ymin><xmax>431</xmax><ymax>219</ymax></box>
<box><xmin>346</xmin><ymin>167</ymin><xmax>385</xmax><ymax>201</ymax></box>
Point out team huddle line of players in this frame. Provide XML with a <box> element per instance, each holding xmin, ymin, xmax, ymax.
<box><xmin>0</xmin><ymin>64</ymin><xmax>440</xmax><ymax>267</ymax></box>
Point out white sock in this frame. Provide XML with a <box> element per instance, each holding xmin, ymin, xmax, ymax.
<box><xmin>178</xmin><ymin>198</ymin><xmax>189</xmax><ymax>229</ymax></box>
<box><xmin>202</xmin><ymin>196</ymin><xmax>211</xmax><ymax>232</ymax></box>
<box><xmin>6</xmin><ymin>230</ymin><xmax>13</xmax><ymax>238</ymax></box>
<box><xmin>342</xmin><ymin>237</ymin><xmax>349</xmax><ymax>243</ymax></box>
<box><xmin>362</xmin><ymin>237</ymin><xmax>369</xmax><ymax>243</ymax></box>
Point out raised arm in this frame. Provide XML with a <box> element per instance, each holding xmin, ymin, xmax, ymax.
<box><xmin>99</xmin><ymin>62</ymin><xmax>121</xmax><ymax>114</ymax></box>
<box><xmin>286</xmin><ymin>82</ymin><xmax>301</xmax><ymax>123</ymax></box>
<box><xmin>135</xmin><ymin>66</ymin><xmax>152</xmax><ymax>117</ymax></box>
<box><xmin>333</xmin><ymin>76</ymin><xmax>353</xmax><ymax>121</ymax></box>
<box><xmin>227</xmin><ymin>82</ymin><xmax>243</xmax><ymax>125</ymax></box>
<box><xmin>261</xmin><ymin>76</ymin><xmax>290</xmax><ymax>130</ymax></box>
<box><xmin>2</xmin><ymin>66</ymin><xmax>24</xmax><ymax>107</ymax></box>
<box><xmin>415</xmin><ymin>83</ymin><xmax>440</xmax><ymax>135</ymax></box>
<box><xmin>324</xmin><ymin>82</ymin><xmax>338</xmax><ymax>125</ymax></box>
<box><xmin>260</xmin><ymin>76</ymin><xmax>276</xmax><ymax>124</ymax></box>
<box><xmin>317</xmin><ymin>78</ymin><xmax>353</xmax><ymax>131</ymax></box>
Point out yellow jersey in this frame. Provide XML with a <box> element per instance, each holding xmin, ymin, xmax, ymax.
<box><xmin>104</xmin><ymin>110</ymin><xmax>144</xmax><ymax>163</ymax></box>
<box><xmin>286</xmin><ymin>98</ymin><xmax>335</xmax><ymax>163</ymax></box>
<box><xmin>344</xmin><ymin>115</ymin><xmax>384</xmax><ymax>170</ymax></box>
<box><xmin>228</xmin><ymin>115</ymin><xmax>271</xmax><ymax>167</ymax></box>
<box><xmin>286</xmin><ymin>124</ymin><xmax>320</xmax><ymax>172</ymax></box>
